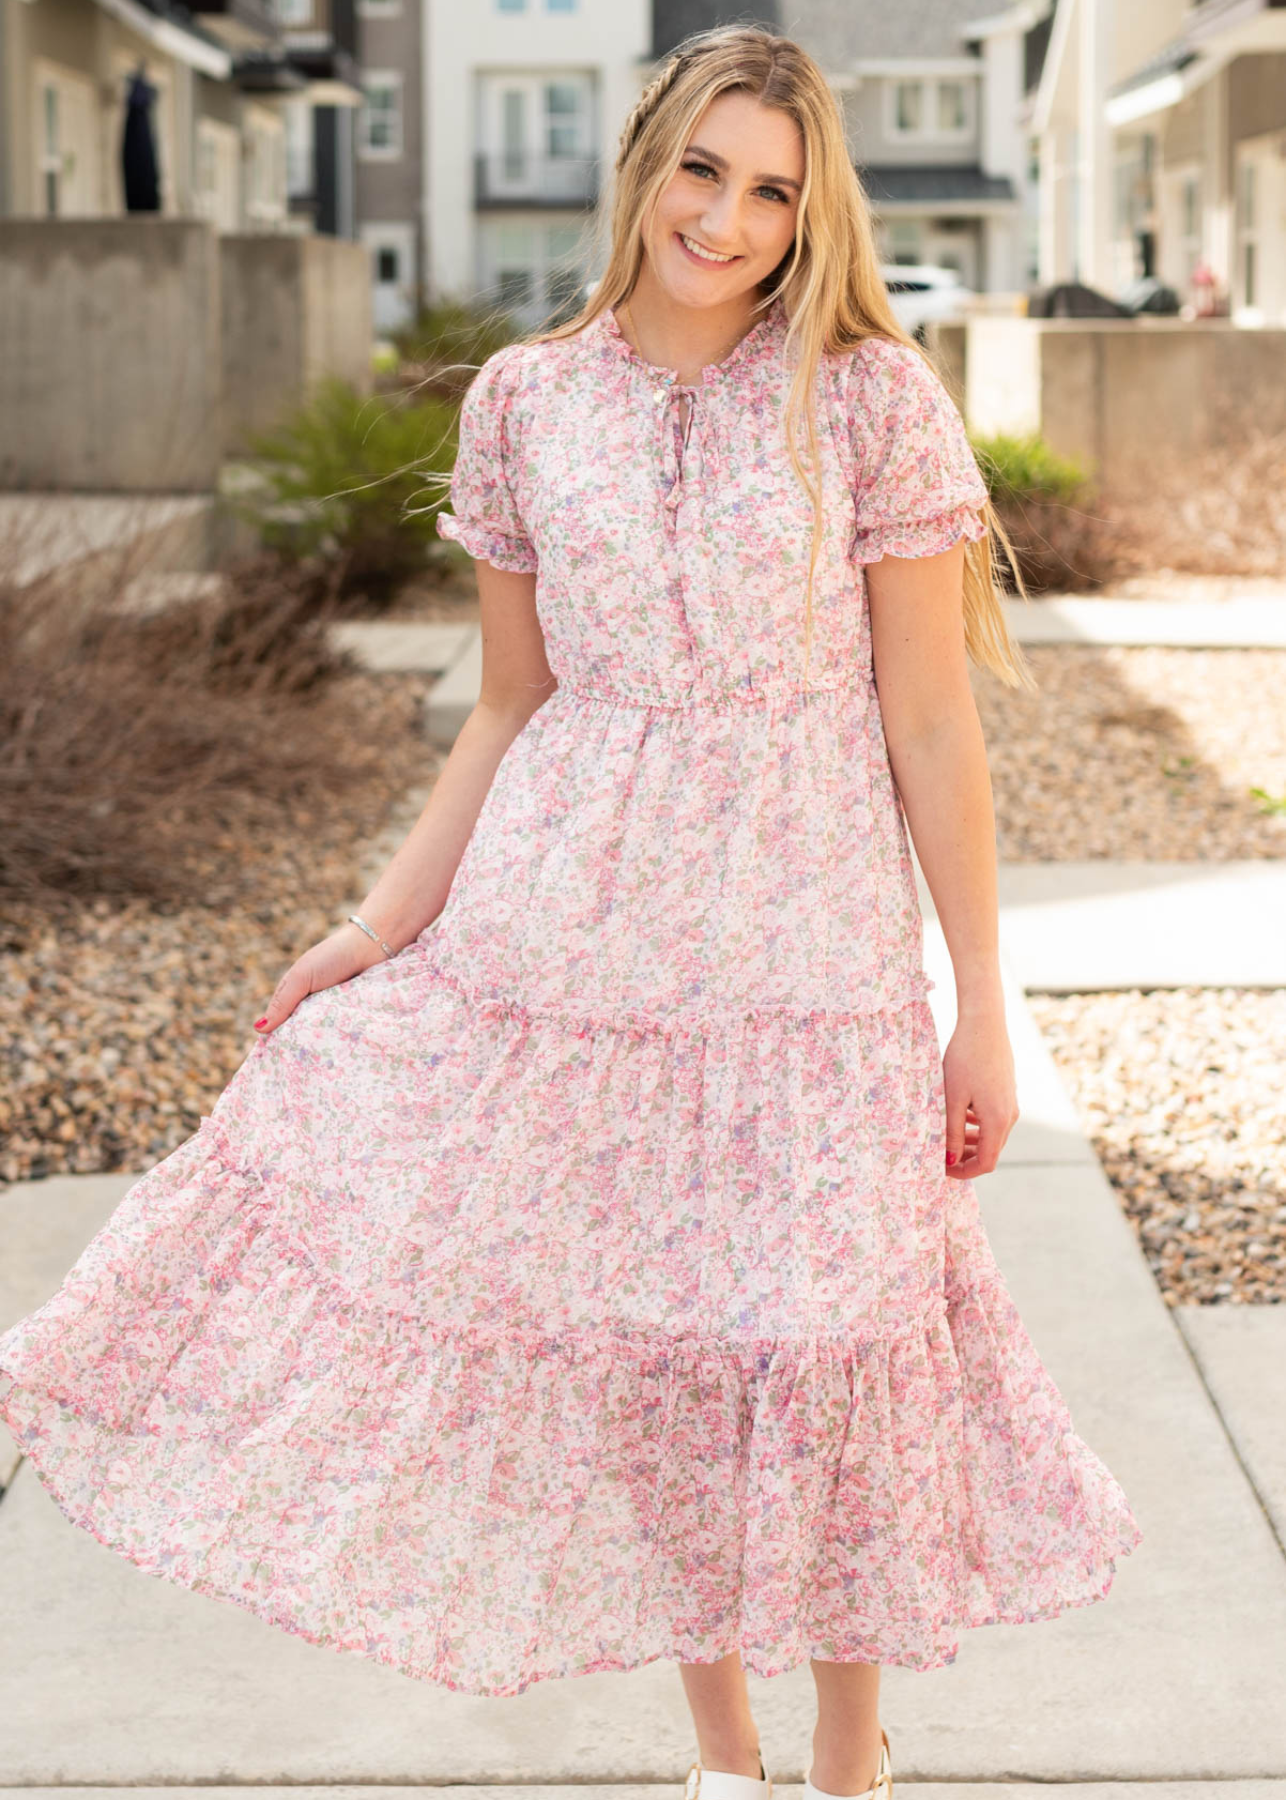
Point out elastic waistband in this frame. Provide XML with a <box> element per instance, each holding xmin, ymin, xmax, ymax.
<box><xmin>553</xmin><ymin>673</ymin><xmax>877</xmax><ymax>711</ymax></box>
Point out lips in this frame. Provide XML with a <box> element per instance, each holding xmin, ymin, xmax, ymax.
<box><xmin>675</xmin><ymin>231</ymin><xmax>742</xmax><ymax>266</ymax></box>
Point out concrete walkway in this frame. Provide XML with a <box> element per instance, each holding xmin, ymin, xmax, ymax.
<box><xmin>990</xmin><ymin>861</ymin><xmax>1286</xmax><ymax>989</ymax></box>
<box><xmin>1003</xmin><ymin>595</ymin><xmax>1286</xmax><ymax>647</ymax></box>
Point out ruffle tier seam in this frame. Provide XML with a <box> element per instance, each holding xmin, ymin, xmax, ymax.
<box><xmin>396</xmin><ymin>950</ymin><xmax>935</xmax><ymax>1036</ymax></box>
<box><xmin>187</xmin><ymin>1111</ymin><xmax>956</xmax><ymax>1364</ymax></box>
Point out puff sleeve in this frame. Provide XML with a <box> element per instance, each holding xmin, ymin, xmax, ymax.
<box><xmin>436</xmin><ymin>344</ymin><xmax>538</xmax><ymax>572</ymax></box>
<box><xmin>847</xmin><ymin>338</ymin><xmax>990</xmax><ymax>565</ymax></box>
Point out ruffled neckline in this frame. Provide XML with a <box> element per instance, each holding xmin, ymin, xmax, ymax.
<box><xmin>597</xmin><ymin>293</ymin><xmax>786</xmax><ymax>386</ymax></box>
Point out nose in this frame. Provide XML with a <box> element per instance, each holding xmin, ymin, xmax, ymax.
<box><xmin>697</xmin><ymin>191</ymin><xmax>744</xmax><ymax>248</ymax></box>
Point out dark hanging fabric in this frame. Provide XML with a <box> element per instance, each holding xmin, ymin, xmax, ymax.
<box><xmin>122</xmin><ymin>67</ymin><xmax>161</xmax><ymax>212</ymax></box>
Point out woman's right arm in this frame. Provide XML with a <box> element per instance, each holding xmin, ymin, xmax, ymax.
<box><xmin>254</xmin><ymin>561</ymin><xmax>553</xmax><ymax>1033</ymax></box>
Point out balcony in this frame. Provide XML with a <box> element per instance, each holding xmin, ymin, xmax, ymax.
<box><xmin>183</xmin><ymin>0</ymin><xmax>282</xmax><ymax>52</ymax></box>
<box><xmin>1187</xmin><ymin>0</ymin><xmax>1286</xmax><ymax>53</ymax></box>
<box><xmin>474</xmin><ymin>152</ymin><xmax>599</xmax><ymax>210</ymax></box>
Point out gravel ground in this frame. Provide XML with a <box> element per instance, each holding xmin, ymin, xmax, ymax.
<box><xmin>0</xmin><ymin>672</ymin><xmax>442</xmax><ymax>1188</ymax></box>
<box><xmin>974</xmin><ymin>646</ymin><xmax>1286</xmax><ymax>859</ymax></box>
<box><xmin>1028</xmin><ymin>988</ymin><xmax>1286</xmax><ymax>1306</ymax></box>
<box><xmin>377</xmin><ymin>559</ymin><xmax>479</xmax><ymax>623</ymax></box>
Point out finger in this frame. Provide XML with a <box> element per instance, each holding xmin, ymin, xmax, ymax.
<box><xmin>964</xmin><ymin>1109</ymin><xmax>1003</xmax><ymax>1174</ymax></box>
<box><xmin>255</xmin><ymin>970</ymin><xmax>312</xmax><ymax>1033</ymax></box>
<box><xmin>944</xmin><ymin>1087</ymin><xmax>969</xmax><ymax>1168</ymax></box>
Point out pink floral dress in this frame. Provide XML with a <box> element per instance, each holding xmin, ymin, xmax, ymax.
<box><xmin>0</xmin><ymin>295</ymin><xmax>1141</xmax><ymax>1697</ymax></box>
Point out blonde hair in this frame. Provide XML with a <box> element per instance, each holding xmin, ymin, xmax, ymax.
<box><xmin>522</xmin><ymin>22</ymin><xmax>1035</xmax><ymax>690</ymax></box>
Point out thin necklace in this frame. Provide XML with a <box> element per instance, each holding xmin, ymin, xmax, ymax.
<box><xmin>619</xmin><ymin>295</ymin><xmax>760</xmax><ymax>380</ymax></box>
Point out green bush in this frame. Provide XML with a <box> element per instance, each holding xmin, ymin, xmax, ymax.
<box><xmin>970</xmin><ymin>431</ymin><xmax>1091</xmax><ymax>504</ymax></box>
<box><xmin>234</xmin><ymin>376</ymin><xmax>460</xmax><ymax>606</ymax></box>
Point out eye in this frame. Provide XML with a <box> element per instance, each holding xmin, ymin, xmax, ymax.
<box><xmin>680</xmin><ymin>159</ymin><xmax>791</xmax><ymax>203</ymax></box>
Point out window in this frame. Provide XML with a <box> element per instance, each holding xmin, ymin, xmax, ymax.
<box><xmin>282</xmin><ymin>97</ymin><xmax>312</xmax><ymax>195</ymax></box>
<box><xmin>893</xmin><ymin>82</ymin><xmax>921</xmax><ymax>133</ymax></box>
<box><xmin>478</xmin><ymin>72</ymin><xmax>594</xmax><ymax>200</ymax></box>
<box><xmin>545</xmin><ymin>81</ymin><xmax>581</xmax><ymax>156</ymax></box>
<box><xmin>272</xmin><ymin>0</ymin><xmax>313</xmax><ymax>22</ymax></box>
<box><xmin>886</xmin><ymin>76</ymin><xmax>974</xmax><ymax>143</ymax></box>
<box><xmin>1238</xmin><ymin>156</ymin><xmax>1257</xmax><ymax>307</ymax></box>
<box><xmin>40</xmin><ymin>84</ymin><xmax>60</xmax><ymax>215</ymax></box>
<box><xmin>484</xmin><ymin>219</ymin><xmax>588</xmax><ymax>323</ymax></box>
<box><xmin>547</xmin><ymin>0</ymin><xmax>577</xmax><ymax>9</ymax></box>
<box><xmin>244</xmin><ymin>105</ymin><xmax>286</xmax><ymax>225</ymax></box>
<box><xmin>937</xmin><ymin>81</ymin><xmax>966</xmax><ymax>132</ymax></box>
<box><xmin>496</xmin><ymin>0</ymin><xmax>526</xmax><ymax>10</ymax></box>
<box><xmin>884</xmin><ymin>218</ymin><xmax>924</xmax><ymax>265</ymax></box>
<box><xmin>357</xmin><ymin>0</ymin><xmax>401</xmax><ymax>13</ymax></box>
<box><xmin>359</xmin><ymin>71</ymin><xmax>402</xmax><ymax>157</ymax></box>
<box><xmin>377</xmin><ymin>245</ymin><xmax>399</xmax><ymax>282</ymax></box>
<box><xmin>502</xmin><ymin>89</ymin><xmax>526</xmax><ymax>179</ymax></box>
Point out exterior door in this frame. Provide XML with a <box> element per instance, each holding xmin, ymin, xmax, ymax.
<box><xmin>362</xmin><ymin>222</ymin><xmax>418</xmax><ymax>331</ymax></box>
<box><xmin>33</xmin><ymin>59</ymin><xmax>100</xmax><ymax>216</ymax></box>
<box><xmin>1234</xmin><ymin>135</ymin><xmax>1286</xmax><ymax>325</ymax></box>
<box><xmin>196</xmin><ymin>118</ymin><xmax>240</xmax><ymax>230</ymax></box>
<box><xmin>1160</xmin><ymin>163</ymin><xmax>1202</xmax><ymax>305</ymax></box>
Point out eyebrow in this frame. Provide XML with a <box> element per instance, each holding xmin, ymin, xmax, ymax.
<box><xmin>683</xmin><ymin>143</ymin><xmax>803</xmax><ymax>193</ymax></box>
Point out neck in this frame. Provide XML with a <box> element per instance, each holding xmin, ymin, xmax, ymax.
<box><xmin>619</xmin><ymin>270</ymin><xmax>770</xmax><ymax>383</ymax></box>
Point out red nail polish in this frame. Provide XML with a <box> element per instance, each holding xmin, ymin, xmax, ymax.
<box><xmin>945</xmin><ymin>1151</ymin><xmax>957</xmax><ymax>1165</ymax></box>
<box><xmin>254</xmin><ymin>1018</ymin><xmax>268</xmax><ymax>1030</ymax></box>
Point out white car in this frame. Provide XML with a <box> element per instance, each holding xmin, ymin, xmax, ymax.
<box><xmin>880</xmin><ymin>264</ymin><xmax>974</xmax><ymax>339</ymax></box>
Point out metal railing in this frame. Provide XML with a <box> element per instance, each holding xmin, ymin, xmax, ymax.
<box><xmin>474</xmin><ymin>152</ymin><xmax>599</xmax><ymax>208</ymax></box>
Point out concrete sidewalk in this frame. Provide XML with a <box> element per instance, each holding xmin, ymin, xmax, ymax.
<box><xmin>991</xmin><ymin>861</ymin><xmax>1286</xmax><ymax>990</ymax></box>
<box><xmin>3</xmin><ymin>908</ymin><xmax>1286</xmax><ymax>1785</ymax></box>
<box><xmin>1003</xmin><ymin>595</ymin><xmax>1286</xmax><ymax>647</ymax></box>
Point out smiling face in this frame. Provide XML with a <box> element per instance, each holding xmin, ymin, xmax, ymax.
<box><xmin>643</xmin><ymin>88</ymin><xmax>804</xmax><ymax>308</ymax></box>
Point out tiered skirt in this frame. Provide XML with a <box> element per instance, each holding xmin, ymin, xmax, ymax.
<box><xmin>0</xmin><ymin>937</ymin><xmax>1142</xmax><ymax>1695</ymax></box>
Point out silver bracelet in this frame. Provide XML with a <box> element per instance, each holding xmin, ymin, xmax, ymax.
<box><xmin>347</xmin><ymin>913</ymin><xmax>397</xmax><ymax>960</ymax></box>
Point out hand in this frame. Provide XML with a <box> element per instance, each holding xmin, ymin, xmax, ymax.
<box><xmin>942</xmin><ymin>1002</ymin><xmax>1020</xmax><ymax>1178</ymax></box>
<box><xmin>253</xmin><ymin>924</ymin><xmax>387</xmax><ymax>1035</ymax></box>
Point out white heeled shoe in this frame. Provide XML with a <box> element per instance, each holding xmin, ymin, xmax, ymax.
<box><xmin>683</xmin><ymin>1748</ymin><xmax>772</xmax><ymax>1800</ymax></box>
<box><xmin>803</xmin><ymin>1729</ymin><xmax>892</xmax><ymax>1800</ymax></box>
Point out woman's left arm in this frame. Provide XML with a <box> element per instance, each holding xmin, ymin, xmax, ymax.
<box><xmin>866</xmin><ymin>541</ymin><xmax>1019</xmax><ymax>1179</ymax></box>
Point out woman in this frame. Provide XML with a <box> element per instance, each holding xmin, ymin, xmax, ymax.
<box><xmin>0</xmin><ymin>25</ymin><xmax>1141</xmax><ymax>1800</ymax></box>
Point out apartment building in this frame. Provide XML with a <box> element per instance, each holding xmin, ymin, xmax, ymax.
<box><xmin>263</xmin><ymin>0</ymin><xmax>363</xmax><ymax>237</ymax></box>
<box><xmin>0</xmin><ymin>0</ymin><xmax>287</xmax><ymax>223</ymax></box>
<box><xmin>0</xmin><ymin>0</ymin><xmax>367</xmax><ymax>232</ymax></box>
<box><xmin>784</xmin><ymin>0</ymin><xmax>1032</xmax><ymax>290</ymax></box>
<box><xmin>353</xmin><ymin>0</ymin><xmax>423</xmax><ymax>329</ymax></box>
<box><xmin>1033</xmin><ymin>0</ymin><xmax>1286</xmax><ymax>320</ymax></box>
<box><xmin>425</xmin><ymin>0</ymin><xmax>651</xmax><ymax>327</ymax></box>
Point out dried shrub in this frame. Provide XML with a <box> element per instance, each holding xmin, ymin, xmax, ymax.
<box><xmin>1103</xmin><ymin>424</ymin><xmax>1286</xmax><ymax>581</ymax></box>
<box><xmin>972</xmin><ymin>409</ymin><xmax>1286</xmax><ymax>594</ymax></box>
<box><xmin>0</xmin><ymin>543</ymin><xmax>390</xmax><ymax>909</ymax></box>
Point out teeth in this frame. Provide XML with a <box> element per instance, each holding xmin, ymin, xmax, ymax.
<box><xmin>680</xmin><ymin>233</ymin><xmax>736</xmax><ymax>263</ymax></box>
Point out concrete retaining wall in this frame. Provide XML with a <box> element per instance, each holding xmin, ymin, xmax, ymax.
<box><xmin>0</xmin><ymin>220</ymin><xmax>373</xmax><ymax>492</ymax></box>
<box><xmin>220</xmin><ymin>235</ymin><xmax>372</xmax><ymax>454</ymax></box>
<box><xmin>0</xmin><ymin>219</ymin><xmax>222</xmax><ymax>491</ymax></box>
<box><xmin>962</xmin><ymin>317</ymin><xmax>1286</xmax><ymax>495</ymax></box>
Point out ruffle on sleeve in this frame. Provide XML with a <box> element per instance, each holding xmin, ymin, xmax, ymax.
<box><xmin>437</xmin><ymin>343</ymin><xmax>539</xmax><ymax>573</ymax></box>
<box><xmin>847</xmin><ymin>338</ymin><xmax>990</xmax><ymax>567</ymax></box>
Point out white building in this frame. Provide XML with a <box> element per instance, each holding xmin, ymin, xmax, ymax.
<box><xmin>424</xmin><ymin>0</ymin><xmax>650</xmax><ymax>326</ymax></box>
<box><xmin>786</xmin><ymin>0</ymin><xmax>1034</xmax><ymax>292</ymax></box>
<box><xmin>1032</xmin><ymin>0</ymin><xmax>1286</xmax><ymax>321</ymax></box>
